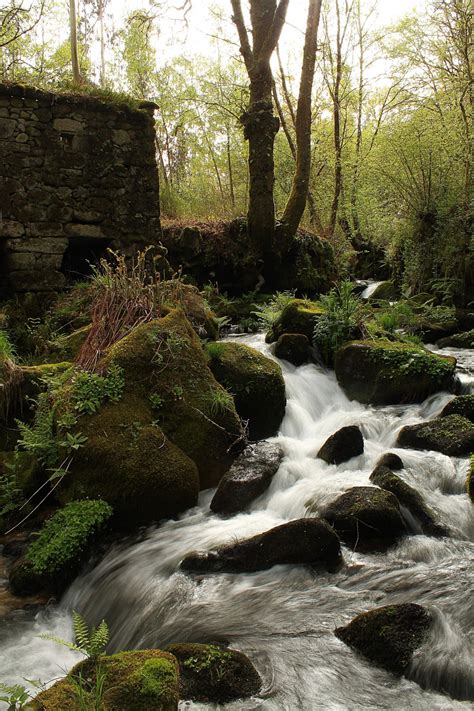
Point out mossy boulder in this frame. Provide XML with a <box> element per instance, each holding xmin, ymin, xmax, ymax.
<box><xmin>317</xmin><ymin>425</ymin><xmax>364</xmax><ymax>465</ymax></box>
<box><xmin>441</xmin><ymin>395</ymin><xmax>474</xmax><ymax>422</ymax></box>
<box><xmin>101</xmin><ymin>311</ymin><xmax>244</xmax><ymax>488</ymax></box>
<box><xmin>437</xmin><ymin>329</ymin><xmax>474</xmax><ymax>349</ymax></box>
<box><xmin>335</xmin><ymin>339</ymin><xmax>456</xmax><ymax>405</ymax></box>
<box><xmin>207</xmin><ymin>341</ymin><xmax>286</xmax><ymax>440</ymax></box>
<box><xmin>180</xmin><ymin>518</ymin><xmax>342</xmax><ymax>574</ymax></box>
<box><xmin>322</xmin><ymin>486</ymin><xmax>407</xmax><ymax>551</ymax></box>
<box><xmin>165</xmin><ymin>643</ymin><xmax>261</xmax><ymax>703</ymax></box>
<box><xmin>26</xmin><ymin>650</ymin><xmax>179</xmax><ymax>710</ymax></box>
<box><xmin>59</xmin><ymin>398</ymin><xmax>200</xmax><ymax>529</ymax></box>
<box><xmin>9</xmin><ymin>500</ymin><xmax>112</xmax><ymax>596</ymax></box>
<box><xmin>210</xmin><ymin>441</ymin><xmax>283</xmax><ymax>515</ymax></box>
<box><xmin>370</xmin><ymin>465</ymin><xmax>447</xmax><ymax>537</ymax></box>
<box><xmin>335</xmin><ymin>603</ymin><xmax>432</xmax><ymax>675</ymax></box>
<box><xmin>368</xmin><ymin>280</ymin><xmax>400</xmax><ymax>302</ymax></box>
<box><xmin>265</xmin><ymin>299</ymin><xmax>324</xmax><ymax>343</ymax></box>
<box><xmin>397</xmin><ymin>415</ymin><xmax>474</xmax><ymax>456</ymax></box>
<box><xmin>45</xmin><ymin>325</ymin><xmax>92</xmax><ymax>362</ymax></box>
<box><xmin>375</xmin><ymin>452</ymin><xmax>404</xmax><ymax>471</ymax></box>
<box><xmin>274</xmin><ymin>333</ymin><xmax>310</xmax><ymax>365</ymax></box>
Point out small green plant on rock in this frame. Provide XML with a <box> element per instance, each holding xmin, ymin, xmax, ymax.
<box><xmin>207</xmin><ymin>388</ymin><xmax>234</xmax><ymax>417</ymax></box>
<box><xmin>183</xmin><ymin>644</ymin><xmax>232</xmax><ymax>681</ymax></box>
<box><xmin>71</xmin><ymin>365</ymin><xmax>124</xmax><ymax>415</ymax></box>
<box><xmin>42</xmin><ymin>610</ymin><xmax>110</xmax><ymax>659</ymax></box>
<box><xmin>253</xmin><ymin>291</ymin><xmax>296</xmax><ymax>328</ymax></box>
<box><xmin>314</xmin><ymin>281</ymin><xmax>368</xmax><ymax>364</ymax></box>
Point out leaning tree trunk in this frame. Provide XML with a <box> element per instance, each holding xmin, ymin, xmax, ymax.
<box><xmin>242</xmin><ymin>63</ymin><xmax>280</xmax><ymax>261</ymax></box>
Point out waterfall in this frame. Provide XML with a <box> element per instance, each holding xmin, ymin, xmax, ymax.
<box><xmin>1</xmin><ymin>334</ymin><xmax>472</xmax><ymax>710</ymax></box>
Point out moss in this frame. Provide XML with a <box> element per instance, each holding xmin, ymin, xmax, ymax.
<box><xmin>266</xmin><ymin>299</ymin><xmax>325</xmax><ymax>343</ymax></box>
<box><xmin>437</xmin><ymin>329</ymin><xmax>474</xmax><ymax>349</ymax></box>
<box><xmin>46</xmin><ymin>325</ymin><xmax>92</xmax><ymax>362</ymax></box>
<box><xmin>166</xmin><ymin>643</ymin><xmax>261</xmax><ymax>703</ymax></box>
<box><xmin>27</xmin><ymin>649</ymin><xmax>179</xmax><ymax>711</ymax></box>
<box><xmin>368</xmin><ymin>280</ymin><xmax>400</xmax><ymax>302</ymax></box>
<box><xmin>397</xmin><ymin>415</ymin><xmax>474</xmax><ymax>457</ymax></box>
<box><xmin>58</xmin><ymin>397</ymin><xmax>200</xmax><ymax>529</ymax></box>
<box><xmin>335</xmin><ymin>603</ymin><xmax>432</xmax><ymax>675</ymax></box>
<box><xmin>99</xmin><ymin>310</ymin><xmax>244</xmax><ymax>489</ymax></box>
<box><xmin>207</xmin><ymin>340</ymin><xmax>286</xmax><ymax>440</ymax></box>
<box><xmin>441</xmin><ymin>395</ymin><xmax>474</xmax><ymax>422</ymax></box>
<box><xmin>9</xmin><ymin>500</ymin><xmax>112</xmax><ymax>595</ymax></box>
<box><xmin>335</xmin><ymin>339</ymin><xmax>456</xmax><ymax>405</ymax></box>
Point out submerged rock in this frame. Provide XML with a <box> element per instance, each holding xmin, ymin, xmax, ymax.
<box><xmin>317</xmin><ymin>425</ymin><xmax>364</xmax><ymax>465</ymax></box>
<box><xmin>26</xmin><ymin>649</ymin><xmax>179</xmax><ymax>710</ymax></box>
<box><xmin>375</xmin><ymin>452</ymin><xmax>404</xmax><ymax>471</ymax></box>
<box><xmin>207</xmin><ymin>341</ymin><xmax>286</xmax><ymax>440</ymax></box>
<box><xmin>437</xmin><ymin>329</ymin><xmax>474</xmax><ymax>349</ymax></box>
<box><xmin>180</xmin><ymin>518</ymin><xmax>342</xmax><ymax>574</ymax></box>
<box><xmin>210</xmin><ymin>442</ymin><xmax>283</xmax><ymax>515</ymax></box>
<box><xmin>441</xmin><ymin>395</ymin><xmax>474</xmax><ymax>423</ymax></box>
<box><xmin>335</xmin><ymin>603</ymin><xmax>432</xmax><ymax>675</ymax></box>
<box><xmin>265</xmin><ymin>299</ymin><xmax>324</xmax><ymax>343</ymax></box>
<box><xmin>397</xmin><ymin>415</ymin><xmax>474</xmax><ymax>456</ymax></box>
<box><xmin>335</xmin><ymin>339</ymin><xmax>456</xmax><ymax>405</ymax></box>
<box><xmin>322</xmin><ymin>486</ymin><xmax>406</xmax><ymax>551</ymax></box>
<box><xmin>274</xmin><ymin>333</ymin><xmax>310</xmax><ymax>366</ymax></box>
<box><xmin>165</xmin><ymin>643</ymin><xmax>261</xmax><ymax>703</ymax></box>
<box><xmin>370</xmin><ymin>466</ymin><xmax>447</xmax><ymax>537</ymax></box>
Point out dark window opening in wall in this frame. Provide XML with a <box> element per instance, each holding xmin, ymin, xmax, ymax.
<box><xmin>61</xmin><ymin>237</ymin><xmax>112</xmax><ymax>282</ymax></box>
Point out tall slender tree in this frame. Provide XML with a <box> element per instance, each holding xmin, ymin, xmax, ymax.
<box><xmin>230</xmin><ymin>0</ymin><xmax>289</xmax><ymax>263</ymax></box>
<box><xmin>69</xmin><ymin>0</ymin><xmax>81</xmax><ymax>83</ymax></box>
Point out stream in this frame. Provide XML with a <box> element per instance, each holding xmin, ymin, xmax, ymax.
<box><xmin>1</xmin><ymin>334</ymin><xmax>473</xmax><ymax>710</ymax></box>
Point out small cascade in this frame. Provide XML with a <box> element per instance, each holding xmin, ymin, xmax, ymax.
<box><xmin>0</xmin><ymin>334</ymin><xmax>472</xmax><ymax>709</ymax></box>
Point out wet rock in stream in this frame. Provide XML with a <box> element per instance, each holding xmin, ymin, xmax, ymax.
<box><xmin>317</xmin><ymin>425</ymin><xmax>364</xmax><ymax>465</ymax></box>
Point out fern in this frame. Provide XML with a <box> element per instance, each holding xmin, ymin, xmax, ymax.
<box><xmin>41</xmin><ymin>611</ymin><xmax>109</xmax><ymax>658</ymax></box>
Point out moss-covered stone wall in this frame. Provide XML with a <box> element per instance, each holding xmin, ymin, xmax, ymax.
<box><xmin>0</xmin><ymin>83</ymin><xmax>161</xmax><ymax>293</ymax></box>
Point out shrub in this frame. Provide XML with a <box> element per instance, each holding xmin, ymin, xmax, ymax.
<box><xmin>313</xmin><ymin>281</ymin><xmax>369</xmax><ymax>364</ymax></box>
<box><xmin>26</xmin><ymin>499</ymin><xmax>113</xmax><ymax>576</ymax></box>
<box><xmin>253</xmin><ymin>291</ymin><xmax>296</xmax><ymax>328</ymax></box>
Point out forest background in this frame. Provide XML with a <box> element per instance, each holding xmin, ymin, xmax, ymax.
<box><xmin>0</xmin><ymin>0</ymin><xmax>472</xmax><ymax>304</ymax></box>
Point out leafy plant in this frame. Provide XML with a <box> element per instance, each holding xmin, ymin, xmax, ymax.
<box><xmin>0</xmin><ymin>329</ymin><xmax>16</xmax><ymax>361</ymax></box>
<box><xmin>206</xmin><ymin>388</ymin><xmax>234</xmax><ymax>417</ymax></box>
<box><xmin>71</xmin><ymin>365</ymin><xmax>125</xmax><ymax>415</ymax></box>
<box><xmin>0</xmin><ymin>682</ymin><xmax>31</xmax><ymax>710</ymax></box>
<box><xmin>252</xmin><ymin>291</ymin><xmax>296</xmax><ymax>328</ymax></box>
<box><xmin>26</xmin><ymin>500</ymin><xmax>113</xmax><ymax>576</ymax></box>
<box><xmin>171</xmin><ymin>384</ymin><xmax>184</xmax><ymax>399</ymax></box>
<box><xmin>42</xmin><ymin>610</ymin><xmax>110</xmax><ymax>659</ymax></box>
<box><xmin>149</xmin><ymin>393</ymin><xmax>164</xmax><ymax>410</ymax></box>
<box><xmin>67</xmin><ymin>665</ymin><xmax>108</xmax><ymax>711</ymax></box>
<box><xmin>313</xmin><ymin>281</ymin><xmax>368</xmax><ymax>364</ymax></box>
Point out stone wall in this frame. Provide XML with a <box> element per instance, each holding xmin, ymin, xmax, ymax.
<box><xmin>0</xmin><ymin>83</ymin><xmax>161</xmax><ymax>293</ymax></box>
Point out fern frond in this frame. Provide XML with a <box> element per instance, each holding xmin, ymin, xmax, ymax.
<box><xmin>39</xmin><ymin>634</ymin><xmax>82</xmax><ymax>653</ymax></box>
<box><xmin>89</xmin><ymin>619</ymin><xmax>109</xmax><ymax>656</ymax></box>
<box><xmin>72</xmin><ymin>610</ymin><xmax>90</xmax><ymax>650</ymax></box>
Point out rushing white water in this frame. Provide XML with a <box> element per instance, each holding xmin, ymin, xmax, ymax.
<box><xmin>1</xmin><ymin>335</ymin><xmax>473</xmax><ymax>710</ymax></box>
<box><xmin>360</xmin><ymin>281</ymin><xmax>384</xmax><ymax>299</ymax></box>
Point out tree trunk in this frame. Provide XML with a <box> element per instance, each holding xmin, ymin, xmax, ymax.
<box><xmin>242</xmin><ymin>62</ymin><xmax>280</xmax><ymax>260</ymax></box>
<box><xmin>329</xmin><ymin>0</ymin><xmax>343</xmax><ymax>236</ymax></box>
<box><xmin>69</xmin><ymin>0</ymin><xmax>81</xmax><ymax>83</ymax></box>
<box><xmin>99</xmin><ymin>0</ymin><xmax>106</xmax><ymax>87</ymax></box>
<box><xmin>282</xmin><ymin>0</ymin><xmax>322</xmax><ymax>236</ymax></box>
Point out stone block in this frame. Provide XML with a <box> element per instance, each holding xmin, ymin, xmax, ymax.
<box><xmin>0</xmin><ymin>118</ymin><xmax>16</xmax><ymax>139</ymax></box>
<box><xmin>0</xmin><ymin>220</ymin><xmax>25</xmax><ymax>238</ymax></box>
<box><xmin>8</xmin><ymin>269</ymin><xmax>66</xmax><ymax>292</ymax></box>
<box><xmin>28</xmin><ymin>223</ymin><xmax>65</xmax><ymax>237</ymax></box>
<box><xmin>53</xmin><ymin>118</ymin><xmax>83</xmax><ymax>133</ymax></box>
<box><xmin>6</xmin><ymin>237</ymin><xmax>67</xmax><ymax>254</ymax></box>
<box><xmin>65</xmin><ymin>223</ymin><xmax>105</xmax><ymax>238</ymax></box>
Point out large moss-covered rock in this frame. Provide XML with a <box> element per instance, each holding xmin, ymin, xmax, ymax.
<box><xmin>317</xmin><ymin>425</ymin><xmax>364</xmax><ymax>465</ymax></box>
<box><xmin>9</xmin><ymin>500</ymin><xmax>113</xmax><ymax>595</ymax></box>
<box><xmin>335</xmin><ymin>603</ymin><xmax>432</xmax><ymax>675</ymax></box>
<box><xmin>274</xmin><ymin>333</ymin><xmax>310</xmax><ymax>365</ymax></box>
<box><xmin>322</xmin><ymin>486</ymin><xmax>407</xmax><ymax>551</ymax></box>
<box><xmin>101</xmin><ymin>312</ymin><xmax>244</xmax><ymax>488</ymax></box>
<box><xmin>165</xmin><ymin>643</ymin><xmax>261</xmax><ymax>703</ymax></box>
<box><xmin>397</xmin><ymin>415</ymin><xmax>474</xmax><ymax>456</ymax></box>
<box><xmin>266</xmin><ymin>299</ymin><xmax>324</xmax><ymax>343</ymax></box>
<box><xmin>207</xmin><ymin>341</ymin><xmax>286</xmax><ymax>440</ymax></box>
<box><xmin>59</xmin><ymin>398</ymin><xmax>200</xmax><ymax>528</ymax></box>
<box><xmin>181</xmin><ymin>518</ymin><xmax>342</xmax><ymax>574</ymax></box>
<box><xmin>210</xmin><ymin>442</ymin><xmax>283</xmax><ymax>514</ymax></box>
<box><xmin>370</xmin><ymin>466</ymin><xmax>447</xmax><ymax>537</ymax></box>
<box><xmin>335</xmin><ymin>339</ymin><xmax>456</xmax><ymax>405</ymax></box>
<box><xmin>441</xmin><ymin>395</ymin><xmax>474</xmax><ymax>422</ymax></box>
<box><xmin>437</xmin><ymin>329</ymin><xmax>474</xmax><ymax>349</ymax></box>
<box><xmin>26</xmin><ymin>650</ymin><xmax>179</xmax><ymax>710</ymax></box>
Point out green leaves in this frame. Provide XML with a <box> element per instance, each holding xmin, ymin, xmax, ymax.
<box><xmin>71</xmin><ymin>365</ymin><xmax>125</xmax><ymax>415</ymax></box>
<box><xmin>41</xmin><ymin>610</ymin><xmax>110</xmax><ymax>659</ymax></box>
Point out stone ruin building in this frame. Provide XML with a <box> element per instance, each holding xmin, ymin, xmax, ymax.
<box><xmin>0</xmin><ymin>83</ymin><xmax>161</xmax><ymax>296</ymax></box>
